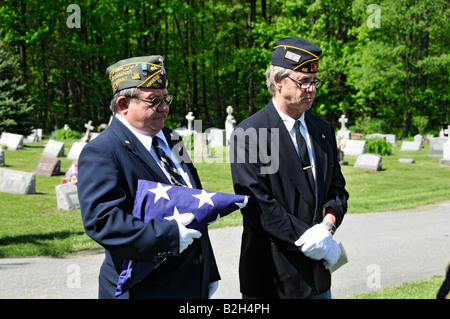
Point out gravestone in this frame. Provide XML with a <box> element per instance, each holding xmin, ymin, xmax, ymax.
<box><xmin>0</xmin><ymin>168</ymin><xmax>36</xmax><ymax>194</ymax></box>
<box><xmin>400</xmin><ymin>141</ymin><xmax>421</xmax><ymax>151</ymax></box>
<box><xmin>67</xmin><ymin>142</ymin><xmax>86</xmax><ymax>160</ymax></box>
<box><xmin>25</xmin><ymin>129</ymin><xmax>39</xmax><ymax>143</ymax></box>
<box><xmin>42</xmin><ymin>140</ymin><xmax>65</xmax><ymax>157</ymax></box>
<box><xmin>385</xmin><ymin>134</ymin><xmax>396</xmax><ymax>146</ymax></box>
<box><xmin>209</xmin><ymin>129</ymin><xmax>226</xmax><ymax>147</ymax></box>
<box><xmin>0</xmin><ymin>149</ymin><xmax>4</xmax><ymax>166</ymax></box>
<box><xmin>414</xmin><ymin>134</ymin><xmax>423</xmax><ymax>144</ymax></box>
<box><xmin>225</xmin><ymin>106</ymin><xmax>236</xmax><ymax>145</ymax></box>
<box><xmin>398</xmin><ymin>158</ymin><xmax>415</xmax><ymax>164</ymax></box>
<box><xmin>55</xmin><ymin>183</ymin><xmax>80</xmax><ymax>210</ymax></box>
<box><xmin>365</xmin><ymin>133</ymin><xmax>385</xmax><ymax>140</ymax></box>
<box><xmin>428</xmin><ymin>137</ymin><xmax>447</xmax><ymax>157</ymax></box>
<box><xmin>354</xmin><ymin>153</ymin><xmax>382</xmax><ymax>171</ymax></box>
<box><xmin>0</xmin><ymin>132</ymin><xmax>24</xmax><ymax>150</ymax></box>
<box><xmin>336</xmin><ymin>114</ymin><xmax>351</xmax><ymax>140</ymax></box>
<box><xmin>34</xmin><ymin>157</ymin><xmax>61</xmax><ymax>177</ymax></box>
<box><xmin>440</xmin><ymin>125</ymin><xmax>450</xmax><ymax>167</ymax></box>
<box><xmin>194</xmin><ymin>133</ymin><xmax>210</xmax><ymax>158</ymax></box>
<box><xmin>343</xmin><ymin>140</ymin><xmax>366</xmax><ymax>157</ymax></box>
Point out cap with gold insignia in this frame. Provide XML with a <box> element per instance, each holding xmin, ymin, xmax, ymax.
<box><xmin>106</xmin><ymin>55</ymin><xmax>168</xmax><ymax>94</ymax></box>
<box><xmin>271</xmin><ymin>37</ymin><xmax>322</xmax><ymax>73</ymax></box>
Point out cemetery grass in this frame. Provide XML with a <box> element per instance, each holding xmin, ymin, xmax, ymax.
<box><xmin>1</xmin><ymin>141</ymin><xmax>449</xmax><ymax>258</ymax></box>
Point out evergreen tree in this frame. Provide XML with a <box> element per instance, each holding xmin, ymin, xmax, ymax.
<box><xmin>0</xmin><ymin>45</ymin><xmax>34</xmax><ymax>135</ymax></box>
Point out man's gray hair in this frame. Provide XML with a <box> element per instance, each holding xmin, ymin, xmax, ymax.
<box><xmin>265</xmin><ymin>65</ymin><xmax>292</xmax><ymax>95</ymax></box>
<box><xmin>109</xmin><ymin>88</ymin><xmax>140</xmax><ymax>113</ymax></box>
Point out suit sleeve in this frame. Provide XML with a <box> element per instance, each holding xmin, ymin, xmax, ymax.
<box><xmin>321</xmin><ymin>123</ymin><xmax>349</xmax><ymax>228</ymax></box>
<box><xmin>77</xmin><ymin>138</ymin><xmax>180</xmax><ymax>261</ymax></box>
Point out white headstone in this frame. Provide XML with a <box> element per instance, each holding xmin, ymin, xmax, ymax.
<box><xmin>225</xmin><ymin>106</ymin><xmax>236</xmax><ymax>145</ymax></box>
<box><xmin>440</xmin><ymin>125</ymin><xmax>450</xmax><ymax>166</ymax></box>
<box><xmin>67</xmin><ymin>142</ymin><xmax>87</xmax><ymax>160</ymax></box>
<box><xmin>55</xmin><ymin>183</ymin><xmax>80</xmax><ymax>210</ymax></box>
<box><xmin>25</xmin><ymin>129</ymin><xmax>39</xmax><ymax>143</ymax></box>
<box><xmin>0</xmin><ymin>132</ymin><xmax>24</xmax><ymax>150</ymax></box>
<box><xmin>354</xmin><ymin>153</ymin><xmax>382</xmax><ymax>171</ymax></box>
<box><xmin>0</xmin><ymin>168</ymin><xmax>36</xmax><ymax>194</ymax></box>
<box><xmin>385</xmin><ymin>134</ymin><xmax>396</xmax><ymax>146</ymax></box>
<box><xmin>343</xmin><ymin>140</ymin><xmax>366</xmax><ymax>157</ymax></box>
<box><xmin>193</xmin><ymin>133</ymin><xmax>210</xmax><ymax>158</ymax></box>
<box><xmin>414</xmin><ymin>134</ymin><xmax>423</xmax><ymax>144</ymax></box>
<box><xmin>209</xmin><ymin>129</ymin><xmax>226</xmax><ymax>147</ymax></box>
<box><xmin>398</xmin><ymin>158</ymin><xmax>415</xmax><ymax>164</ymax></box>
<box><xmin>42</xmin><ymin>140</ymin><xmax>65</xmax><ymax>157</ymax></box>
<box><xmin>400</xmin><ymin>141</ymin><xmax>421</xmax><ymax>151</ymax></box>
<box><xmin>428</xmin><ymin>137</ymin><xmax>447</xmax><ymax>157</ymax></box>
<box><xmin>0</xmin><ymin>149</ymin><xmax>4</xmax><ymax>166</ymax></box>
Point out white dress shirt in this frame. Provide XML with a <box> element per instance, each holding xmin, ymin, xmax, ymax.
<box><xmin>115</xmin><ymin>114</ymin><xmax>193</xmax><ymax>187</ymax></box>
<box><xmin>272</xmin><ymin>99</ymin><xmax>316</xmax><ymax>180</ymax></box>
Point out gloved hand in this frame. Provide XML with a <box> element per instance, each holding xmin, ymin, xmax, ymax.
<box><xmin>171</xmin><ymin>212</ymin><xmax>202</xmax><ymax>253</ymax></box>
<box><xmin>322</xmin><ymin>240</ymin><xmax>341</xmax><ymax>270</ymax></box>
<box><xmin>295</xmin><ymin>224</ymin><xmax>332</xmax><ymax>260</ymax></box>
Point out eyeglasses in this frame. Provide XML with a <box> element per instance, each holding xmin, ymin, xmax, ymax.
<box><xmin>137</xmin><ymin>95</ymin><xmax>174</xmax><ymax>107</ymax></box>
<box><xmin>287</xmin><ymin>76</ymin><xmax>323</xmax><ymax>89</ymax></box>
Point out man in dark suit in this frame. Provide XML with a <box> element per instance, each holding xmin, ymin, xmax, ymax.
<box><xmin>230</xmin><ymin>37</ymin><xmax>349</xmax><ymax>299</ymax></box>
<box><xmin>78</xmin><ymin>56</ymin><xmax>220</xmax><ymax>299</ymax></box>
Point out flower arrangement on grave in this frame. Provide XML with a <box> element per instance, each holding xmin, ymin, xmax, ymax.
<box><xmin>61</xmin><ymin>161</ymin><xmax>78</xmax><ymax>184</ymax></box>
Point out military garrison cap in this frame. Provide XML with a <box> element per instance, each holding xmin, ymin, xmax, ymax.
<box><xmin>106</xmin><ymin>55</ymin><xmax>167</xmax><ymax>94</ymax></box>
<box><xmin>271</xmin><ymin>37</ymin><xmax>322</xmax><ymax>73</ymax></box>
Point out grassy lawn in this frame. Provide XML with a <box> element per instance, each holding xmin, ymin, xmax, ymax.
<box><xmin>1</xmin><ymin>138</ymin><xmax>449</xmax><ymax>257</ymax></box>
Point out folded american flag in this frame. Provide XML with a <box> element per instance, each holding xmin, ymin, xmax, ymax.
<box><xmin>115</xmin><ymin>179</ymin><xmax>249</xmax><ymax>297</ymax></box>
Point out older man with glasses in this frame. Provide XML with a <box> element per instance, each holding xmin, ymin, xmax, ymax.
<box><xmin>230</xmin><ymin>37</ymin><xmax>349</xmax><ymax>299</ymax></box>
<box><xmin>78</xmin><ymin>56</ymin><xmax>220</xmax><ymax>299</ymax></box>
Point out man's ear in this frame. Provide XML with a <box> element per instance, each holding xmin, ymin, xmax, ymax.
<box><xmin>117</xmin><ymin>96</ymin><xmax>129</xmax><ymax>115</ymax></box>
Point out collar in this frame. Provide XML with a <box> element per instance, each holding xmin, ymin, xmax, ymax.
<box><xmin>272</xmin><ymin>98</ymin><xmax>307</xmax><ymax>133</ymax></box>
<box><xmin>115</xmin><ymin>113</ymin><xmax>166</xmax><ymax>151</ymax></box>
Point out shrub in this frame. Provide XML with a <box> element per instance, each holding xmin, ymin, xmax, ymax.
<box><xmin>365</xmin><ymin>137</ymin><xmax>392</xmax><ymax>156</ymax></box>
<box><xmin>53</xmin><ymin>128</ymin><xmax>81</xmax><ymax>140</ymax></box>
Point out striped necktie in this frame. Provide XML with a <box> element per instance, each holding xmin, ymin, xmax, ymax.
<box><xmin>152</xmin><ymin>136</ymin><xmax>187</xmax><ymax>187</ymax></box>
<box><xmin>294</xmin><ymin>120</ymin><xmax>315</xmax><ymax>194</ymax></box>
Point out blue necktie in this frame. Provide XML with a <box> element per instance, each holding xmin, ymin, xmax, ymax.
<box><xmin>152</xmin><ymin>136</ymin><xmax>187</xmax><ymax>187</ymax></box>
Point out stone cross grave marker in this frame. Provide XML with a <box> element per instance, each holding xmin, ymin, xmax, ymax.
<box><xmin>186</xmin><ymin>112</ymin><xmax>195</xmax><ymax>131</ymax></box>
<box><xmin>336</xmin><ymin>114</ymin><xmax>351</xmax><ymax>140</ymax></box>
<box><xmin>81</xmin><ymin>120</ymin><xmax>94</xmax><ymax>143</ymax></box>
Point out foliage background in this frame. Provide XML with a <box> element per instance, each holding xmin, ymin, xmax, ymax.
<box><xmin>0</xmin><ymin>0</ymin><xmax>448</xmax><ymax>136</ymax></box>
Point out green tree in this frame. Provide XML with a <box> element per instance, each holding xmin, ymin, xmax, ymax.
<box><xmin>0</xmin><ymin>46</ymin><xmax>34</xmax><ymax>135</ymax></box>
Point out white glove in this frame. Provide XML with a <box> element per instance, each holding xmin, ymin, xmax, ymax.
<box><xmin>322</xmin><ymin>240</ymin><xmax>341</xmax><ymax>270</ymax></box>
<box><xmin>208</xmin><ymin>281</ymin><xmax>219</xmax><ymax>298</ymax></box>
<box><xmin>170</xmin><ymin>212</ymin><xmax>202</xmax><ymax>253</ymax></box>
<box><xmin>295</xmin><ymin>224</ymin><xmax>332</xmax><ymax>260</ymax></box>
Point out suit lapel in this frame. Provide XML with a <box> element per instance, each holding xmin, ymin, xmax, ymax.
<box><xmin>266</xmin><ymin>103</ymin><xmax>315</xmax><ymax>208</ymax></box>
<box><xmin>305</xmin><ymin>113</ymin><xmax>329</xmax><ymax>217</ymax></box>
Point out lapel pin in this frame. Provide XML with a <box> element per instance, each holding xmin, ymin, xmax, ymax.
<box><xmin>322</xmin><ymin>134</ymin><xmax>325</xmax><ymax>139</ymax></box>
<box><xmin>124</xmin><ymin>140</ymin><xmax>130</xmax><ymax>144</ymax></box>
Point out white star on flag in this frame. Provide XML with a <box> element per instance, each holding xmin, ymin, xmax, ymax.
<box><xmin>192</xmin><ymin>189</ymin><xmax>216</xmax><ymax>208</ymax></box>
<box><xmin>148</xmin><ymin>183</ymin><xmax>172</xmax><ymax>203</ymax></box>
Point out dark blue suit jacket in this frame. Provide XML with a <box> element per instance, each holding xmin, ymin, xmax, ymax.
<box><xmin>78</xmin><ymin>116</ymin><xmax>220</xmax><ymax>298</ymax></box>
<box><xmin>230</xmin><ymin>101</ymin><xmax>348</xmax><ymax>298</ymax></box>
